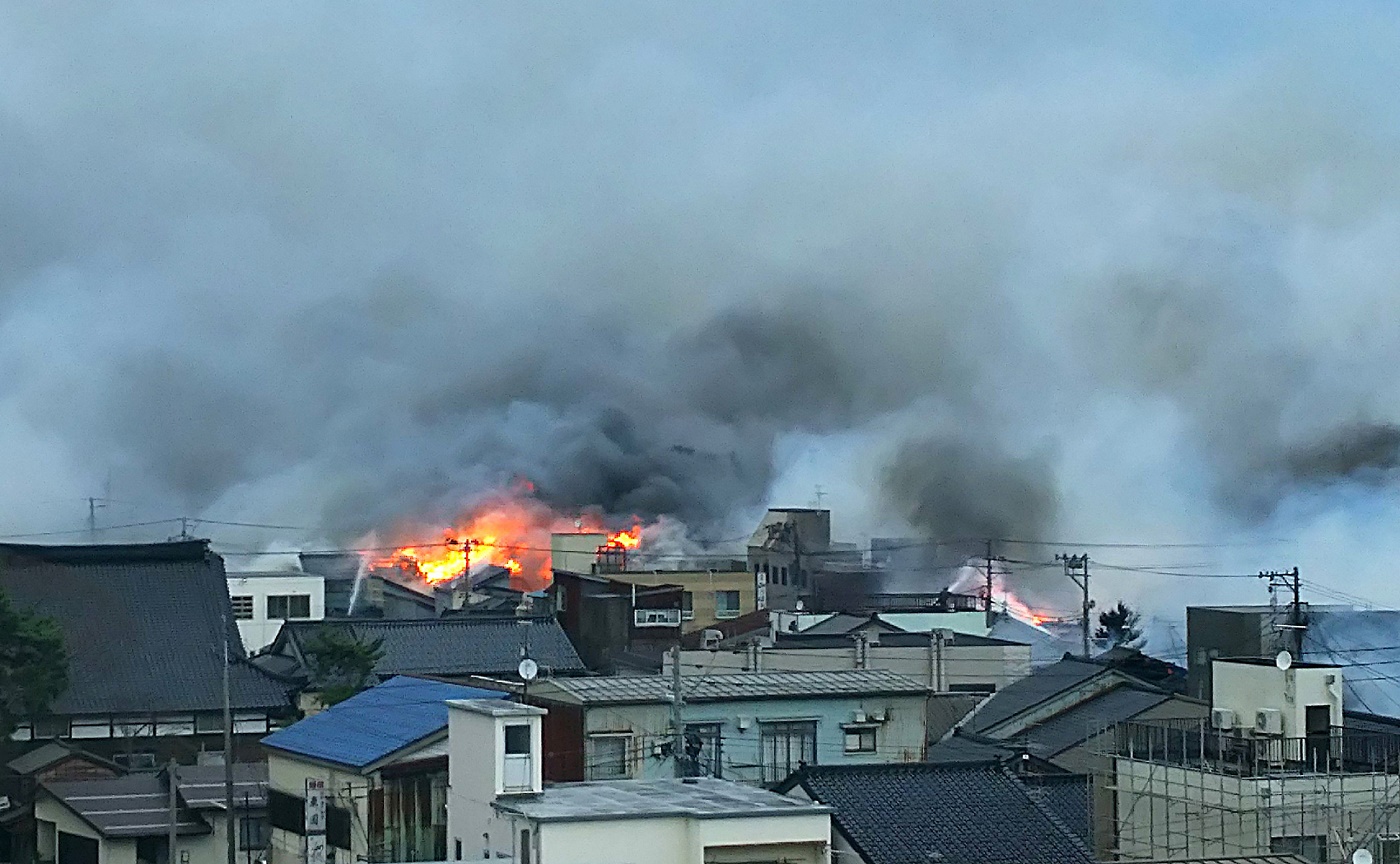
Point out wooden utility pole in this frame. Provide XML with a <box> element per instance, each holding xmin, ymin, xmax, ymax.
<box><xmin>1057</xmin><ymin>554</ymin><xmax>1092</xmax><ymax>657</ymax></box>
<box><xmin>669</xmin><ymin>646</ymin><xmax>686</xmax><ymax>777</ymax></box>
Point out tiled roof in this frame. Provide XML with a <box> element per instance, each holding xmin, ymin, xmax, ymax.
<box><xmin>925</xmin><ymin>732</ymin><xmax>1025</xmax><ymax>766</ymax></box>
<box><xmin>6</xmin><ymin>741</ymin><xmax>118</xmax><ymax>776</ymax></box>
<box><xmin>1014</xmin><ymin>686</ymin><xmax>1170</xmax><ymax>757</ymax></box>
<box><xmin>535</xmin><ymin>670</ymin><xmax>929</xmax><ymax>705</ymax></box>
<box><xmin>1022</xmin><ymin>774</ymin><xmax>1090</xmax><ymax>843</ymax></box>
<box><xmin>279</xmin><ymin>615</ymin><xmax>585</xmax><ymax>678</ymax></box>
<box><xmin>262</xmin><ymin>676</ymin><xmax>502</xmax><ymax>770</ymax></box>
<box><xmin>0</xmin><ymin>541</ymin><xmax>289</xmax><ymax>715</ymax></box>
<box><xmin>968</xmin><ymin>656</ymin><xmax>1111</xmax><ymax>733</ymax></box>
<box><xmin>775</xmin><ymin>631</ymin><xmax>1022</xmax><ymax>649</ymax></box>
<box><xmin>175</xmin><ymin>763</ymin><xmax>268</xmax><ymax>808</ymax></box>
<box><xmin>784</xmin><ymin>763</ymin><xmax>1094</xmax><ymax>864</ymax></box>
<box><xmin>496</xmin><ymin>777</ymin><xmax>828</xmax><ymax>823</ymax></box>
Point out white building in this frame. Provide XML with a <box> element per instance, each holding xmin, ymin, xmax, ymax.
<box><xmin>446</xmin><ymin>699</ymin><xmax>832</xmax><ymax>864</ymax></box>
<box><xmin>226</xmin><ymin>571</ymin><xmax>325</xmax><ymax>653</ymax></box>
<box><xmin>1111</xmin><ymin>658</ymin><xmax>1400</xmax><ymax>863</ymax></box>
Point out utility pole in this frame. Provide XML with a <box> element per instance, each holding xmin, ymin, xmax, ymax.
<box><xmin>1260</xmin><ymin>567</ymin><xmax>1303</xmax><ymax>657</ymax></box>
<box><xmin>167</xmin><ymin>759</ymin><xmax>179</xmax><ymax>864</ymax></box>
<box><xmin>222</xmin><ymin>612</ymin><xmax>235</xmax><ymax>864</ymax></box>
<box><xmin>983</xmin><ymin>541</ymin><xmax>1007</xmax><ymax>629</ymax></box>
<box><xmin>1057</xmin><ymin>554</ymin><xmax>1092</xmax><ymax>657</ymax></box>
<box><xmin>86</xmin><ymin>496</ymin><xmax>108</xmax><ymax>541</ymax></box>
<box><xmin>669</xmin><ymin>645</ymin><xmax>686</xmax><ymax>778</ymax></box>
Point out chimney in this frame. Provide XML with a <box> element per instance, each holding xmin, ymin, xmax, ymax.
<box><xmin>446</xmin><ymin>699</ymin><xmax>547</xmax><ymax>861</ymax></box>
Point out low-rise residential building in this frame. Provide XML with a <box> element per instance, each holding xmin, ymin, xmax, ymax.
<box><xmin>524</xmin><ymin>670</ymin><xmax>931</xmax><ymax>786</ymax></box>
<box><xmin>668</xmin><ymin>628</ymin><xmax>1030</xmax><ymax>693</ymax></box>
<box><xmin>33</xmin><ymin>764</ymin><xmax>267</xmax><ymax>864</ymax></box>
<box><xmin>226</xmin><ymin>571</ymin><xmax>326</xmax><ymax>653</ymax></box>
<box><xmin>446</xmin><ymin>699</ymin><xmax>832</xmax><ymax>864</ymax></box>
<box><xmin>548</xmin><ymin>570</ymin><xmax>687</xmax><ymax>672</ymax></box>
<box><xmin>1</xmin><ymin>541</ymin><xmax>291</xmax><ymax>769</ymax></box>
<box><xmin>260</xmin><ymin>676</ymin><xmax>503</xmax><ymax>864</ymax></box>
<box><xmin>600</xmin><ymin>569</ymin><xmax>756</xmax><ymax>631</ymax></box>
<box><xmin>1109</xmin><ymin>658</ymin><xmax>1400</xmax><ymax>863</ymax></box>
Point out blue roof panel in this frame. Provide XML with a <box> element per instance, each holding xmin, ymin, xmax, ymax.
<box><xmin>261</xmin><ymin>676</ymin><xmax>502</xmax><ymax>769</ymax></box>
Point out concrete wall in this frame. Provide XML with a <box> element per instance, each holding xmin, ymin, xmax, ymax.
<box><xmin>227</xmin><ymin>573</ymin><xmax>325</xmax><ymax>653</ymax></box>
<box><xmin>551</xmin><ymin>534</ymin><xmax>608</xmax><ymax>576</ymax></box>
<box><xmin>1114</xmin><ymin>757</ymin><xmax>1400</xmax><ymax>861</ymax></box>
<box><xmin>446</xmin><ymin>704</ymin><xmax>544</xmax><ymax>861</ymax></box>
<box><xmin>1186</xmin><ymin>608</ymin><xmax>1279</xmax><ymax>700</ymax></box>
<box><xmin>605</xmin><ymin>570</ymin><xmax>756</xmax><ymax>630</ymax></box>
<box><xmin>1212</xmin><ymin>660</ymin><xmax>1343</xmax><ymax>737</ymax></box>
<box><xmin>534</xmin><ymin>813</ymin><xmax>830</xmax><ymax>864</ymax></box>
<box><xmin>670</xmin><ymin>641</ymin><xmax>1028</xmax><ymax>692</ymax></box>
<box><xmin>265</xmin><ymin>753</ymin><xmax>365</xmax><ymax>864</ymax></box>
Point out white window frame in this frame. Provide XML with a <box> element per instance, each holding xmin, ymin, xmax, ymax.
<box><xmin>267</xmin><ymin>593</ymin><xmax>312</xmax><ymax>620</ymax></box>
<box><xmin>759</xmin><ymin>720</ymin><xmax>817</xmax><ymax>784</ymax></box>
<box><xmin>633</xmin><ymin>608</ymin><xmax>681</xmax><ymax>627</ymax></box>
<box><xmin>587</xmin><ymin>733</ymin><xmax>633</xmax><ymax>780</ymax></box>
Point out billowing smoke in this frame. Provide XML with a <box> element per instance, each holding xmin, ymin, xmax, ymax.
<box><xmin>3</xmin><ymin>5</ymin><xmax>1400</xmax><ymax>615</ymax></box>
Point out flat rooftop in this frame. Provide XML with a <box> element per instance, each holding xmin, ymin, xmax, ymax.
<box><xmin>493</xmin><ymin>777</ymin><xmax>829</xmax><ymax>823</ymax></box>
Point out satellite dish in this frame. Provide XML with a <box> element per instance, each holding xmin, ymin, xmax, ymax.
<box><xmin>518</xmin><ymin>658</ymin><xmax>539</xmax><ymax>681</ymax></box>
<box><xmin>1276</xmin><ymin>650</ymin><xmax>1294</xmax><ymax>671</ymax></box>
<box><xmin>1353</xmin><ymin>849</ymin><xmax>1374</xmax><ymax>864</ymax></box>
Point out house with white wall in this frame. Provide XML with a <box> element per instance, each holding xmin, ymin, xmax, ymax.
<box><xmin>226</xmin><ymin>571</ymin><xmax>325</xmax><ymax>653</ymax></box>
<box><xmin>445</xmin><ymin>699</ymin><xmax>832</xmax><ymax>864</ymax></box>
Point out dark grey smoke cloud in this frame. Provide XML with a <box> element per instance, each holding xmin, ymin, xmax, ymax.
<box><xmin>2</xmin><ymin>2</ymin><xmax>1400</xmax><ymax>605</ymax></box>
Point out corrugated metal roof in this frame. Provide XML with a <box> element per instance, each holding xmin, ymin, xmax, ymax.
<box><xmin>1015</xmin><ymin>686</ymin><xmax>1169</xmax><ymax>757</ymax></box>
<box><xmin>262</xmin><ymin>676</ymin><xmax>502</xmax><ymax>770</ymax></box>
<box><xmin>536</xmin><ymin>670</ymin><xmax>929</xmax><ymax>705</ymax></box>
<box><xmin>0</xmin><ymin>541</ymin><xmax>289</xmax><ymax>715</ymax></box>
<box><xmin>495</xmin><ymin>777</ymin><xmax>828</xmax><ymax>822</ymax></box>
<box><xmin>786</xmin><ymin>763</ymin><xmax>1094</xmax><ymax>864</ymax></box>
<box><xmin>43</xmin><ymin>775</ymin><xmax>209</xmax><ymax>838</ymax></box>
<box><xmin>969</xmin><ymin>657</ymin><xmax>1110</xmax><ymax>733</ymax></box>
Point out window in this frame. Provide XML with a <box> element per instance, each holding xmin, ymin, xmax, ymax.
<box><xmin>715</xmin><ymin>590</ymin><xmax>741</xmax><ymax>619</ymax></box>
<box><xmin>113</xmin><ymin>752</ymin><xmax>158</xmax><ymax>771</ymax></box>
<box><xmin>843</xmin><ymin>725</ymin><xmax>878</xmax><ymax>753</ymax></box>
<box><xmin>238</xmin><ymin>816</ymin><xmax>269</xmax><ymax>850</ymax></box>
<box><xmin>587</xmin><ymin>734</ymin><xmax>630</xmax><ymax>779</ymax></box>
<box><xmin>230</xmin><ymin>595</ymin><xmax>254</xmax><ymax>620</ymax></box>
<box><xmin>1271</xmin><ymin>836</ymin><xmax>1328</xmax><ymax>862</ymax></box>
<box><xmin>195</xmin><ymin>713</ymin><xmax>224</xmax><ymax>733</ymax></box>
<box><xmin>33</xmin><ymin>717</ymin><xmax>70</xmax><ymax>739</ymax></box>
<box><xmin>504</xmin><ymin>724</ymin><xmax>531</xmax><ymax>756</ymax></box>
<box><xmin>454</xmin><ymin>839</ymin><xmax>462</xmax><ymax>861</ymax></box>
<box><xmin>779</xmin><ymin>566</ymin><xmax>788</xmax><ymax>585</ymax></box>
<box><xmin>1379</xmin><ymin>838</ymin><xmax>1400</xmax><ymax>864</ymax></box>
<box><xmin>759</xmin><ymin>720</ymin><xmax>816</xmax><ymax>784</ymax></box>
<box><xmin>681</xmin><ymin>591</ymin><xmax>694</xmax><ymax>621</ymax></box>
<box><xmin>267</xmin><ymin>594</ymin><xmax>311</xmax><ymax>620</ymax></box>
<box><xmin>684</xmin><ymin>723</ymin><xmax>722</xmax><ymax>779</ymax></box>
<box><xmin>519</xmin><ymin>830</ymin><xmax>532</xmax><ymax>864</ymax></box>
<box><xmin>633</xmin><ymin>608</ymin><xmax>681</xmax><ymax>627</ymax></box>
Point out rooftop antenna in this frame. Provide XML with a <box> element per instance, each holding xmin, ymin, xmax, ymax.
<box><xmin>812</xmin><ymin>485</ymin><xmax>826</xmax><ymax>508</ymax></box>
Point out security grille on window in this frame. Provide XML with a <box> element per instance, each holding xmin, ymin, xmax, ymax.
<box><xmin>684</xmin><ymin>723</ymin><xmax>722</xmax><ymax>778</ymax></box>
<box><xmin>230</xmin><ymin>595</ymin><xmax>255</xmax><ymax>620</ymax></box>
<box><xmin>843</xmin><ymin>725</ymin><xmax>878</xmax><ymax>753</ymax></box>
<box><xmin>588</xmin><ymin>735</ymin><xmax>630</xmax><ymax>779</ymax></box>
<box><xmin>715</xmin><ymin>590</ymin><xmax>741</xmax><ymax>619</ymax></box>
<box><xmin>760</xmin><ymin>720</ymin><xmax>816</xmax><ymax>784</ymax></box>
<box><xmin>267</xmin><ymin>593</ymin><xmax>311</xmax><ymax>620</ymax></box>
<box><xmin>633</xmin><ymin>608</ymin><xmax>681</xmax><ymax>627</ymax></box>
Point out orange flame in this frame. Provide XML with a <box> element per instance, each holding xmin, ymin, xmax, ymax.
<box><xmin>366</xmin><ymin>487</ymin><xmax>644</xmax><ymax>592</ymax></box>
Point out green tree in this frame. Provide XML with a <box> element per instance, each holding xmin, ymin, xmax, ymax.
<box><xmin>302</xmin><ymin>627</ymin><xmax>384</xmax><ymax>707</ymax></box>
<box><xmin>1095</xmin><ymin>601</ymin><xmax>1145</xmax><ymax>650</ymax></box>
<box><xmin>0</xmin><ymin>586</ymin><xmax>69</xmax><ymax>739</ymax></box>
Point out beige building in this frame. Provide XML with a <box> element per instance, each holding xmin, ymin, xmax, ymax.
<box><xmin>603</xmin><ymin>569</ymin><xmax>756</xmax><ymax>630</ymax></box>
<box><xmin>445</xmin><ymin>699</ymin><xmax>832</xmax><ymax>864</ymax></box>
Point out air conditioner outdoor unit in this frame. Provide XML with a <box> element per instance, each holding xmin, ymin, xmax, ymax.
<box><xmin>1212</xmin><ymin>708</ymin><xmax>1236</xmax><ymax>730</ymax></box>
<box><xmin>1255</xmin><ymin>708</ymin><xmax>1284</xmax><ymax>735</ymax></box>
<box><xmin>701</xmin><ymin>629</ymin><xmax>723</xmax><ymax>650</ymax></box>
<box><xmin>852</xmin><ymin>710</ymin><xmax>867</xmax><ymax>724</ymax></box>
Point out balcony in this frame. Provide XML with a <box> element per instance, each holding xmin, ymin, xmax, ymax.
<box><xmin>1114</xmin><ymin>719</ymin><xmax>1400</xmax><ymax>776</ymax></box>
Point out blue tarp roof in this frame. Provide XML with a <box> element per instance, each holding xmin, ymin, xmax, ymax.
<box><xmin>261</xmin><ymin>676</ymin><xmax>502</xmax><ymax>769</ymax></box>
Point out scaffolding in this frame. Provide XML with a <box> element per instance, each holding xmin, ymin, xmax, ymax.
<box><xmin>1097</xmin><ymin>719</ymin><xmax>1400</xmax><ymax>863</ymax></box>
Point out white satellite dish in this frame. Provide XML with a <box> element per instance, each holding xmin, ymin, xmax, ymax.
<box><xmin>1276</xmin><ymin>650</ymin><xmax>1294</xmax><ymax>671</ymax></box>
<box><xmin>518</xmin><ymin>658</ymin><xmax>539</xmax><ymax>681</ymax></box>
<box><xmin>1353</xmin><ymin>848</ymin><xmax>1374</xmax><ymax>864</ymax></box>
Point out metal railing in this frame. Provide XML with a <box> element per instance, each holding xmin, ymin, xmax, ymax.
<box><xmin>1114</xmin><ymin>719</ymin><xmax>1400</xmax><ymax>776</ymax></box>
